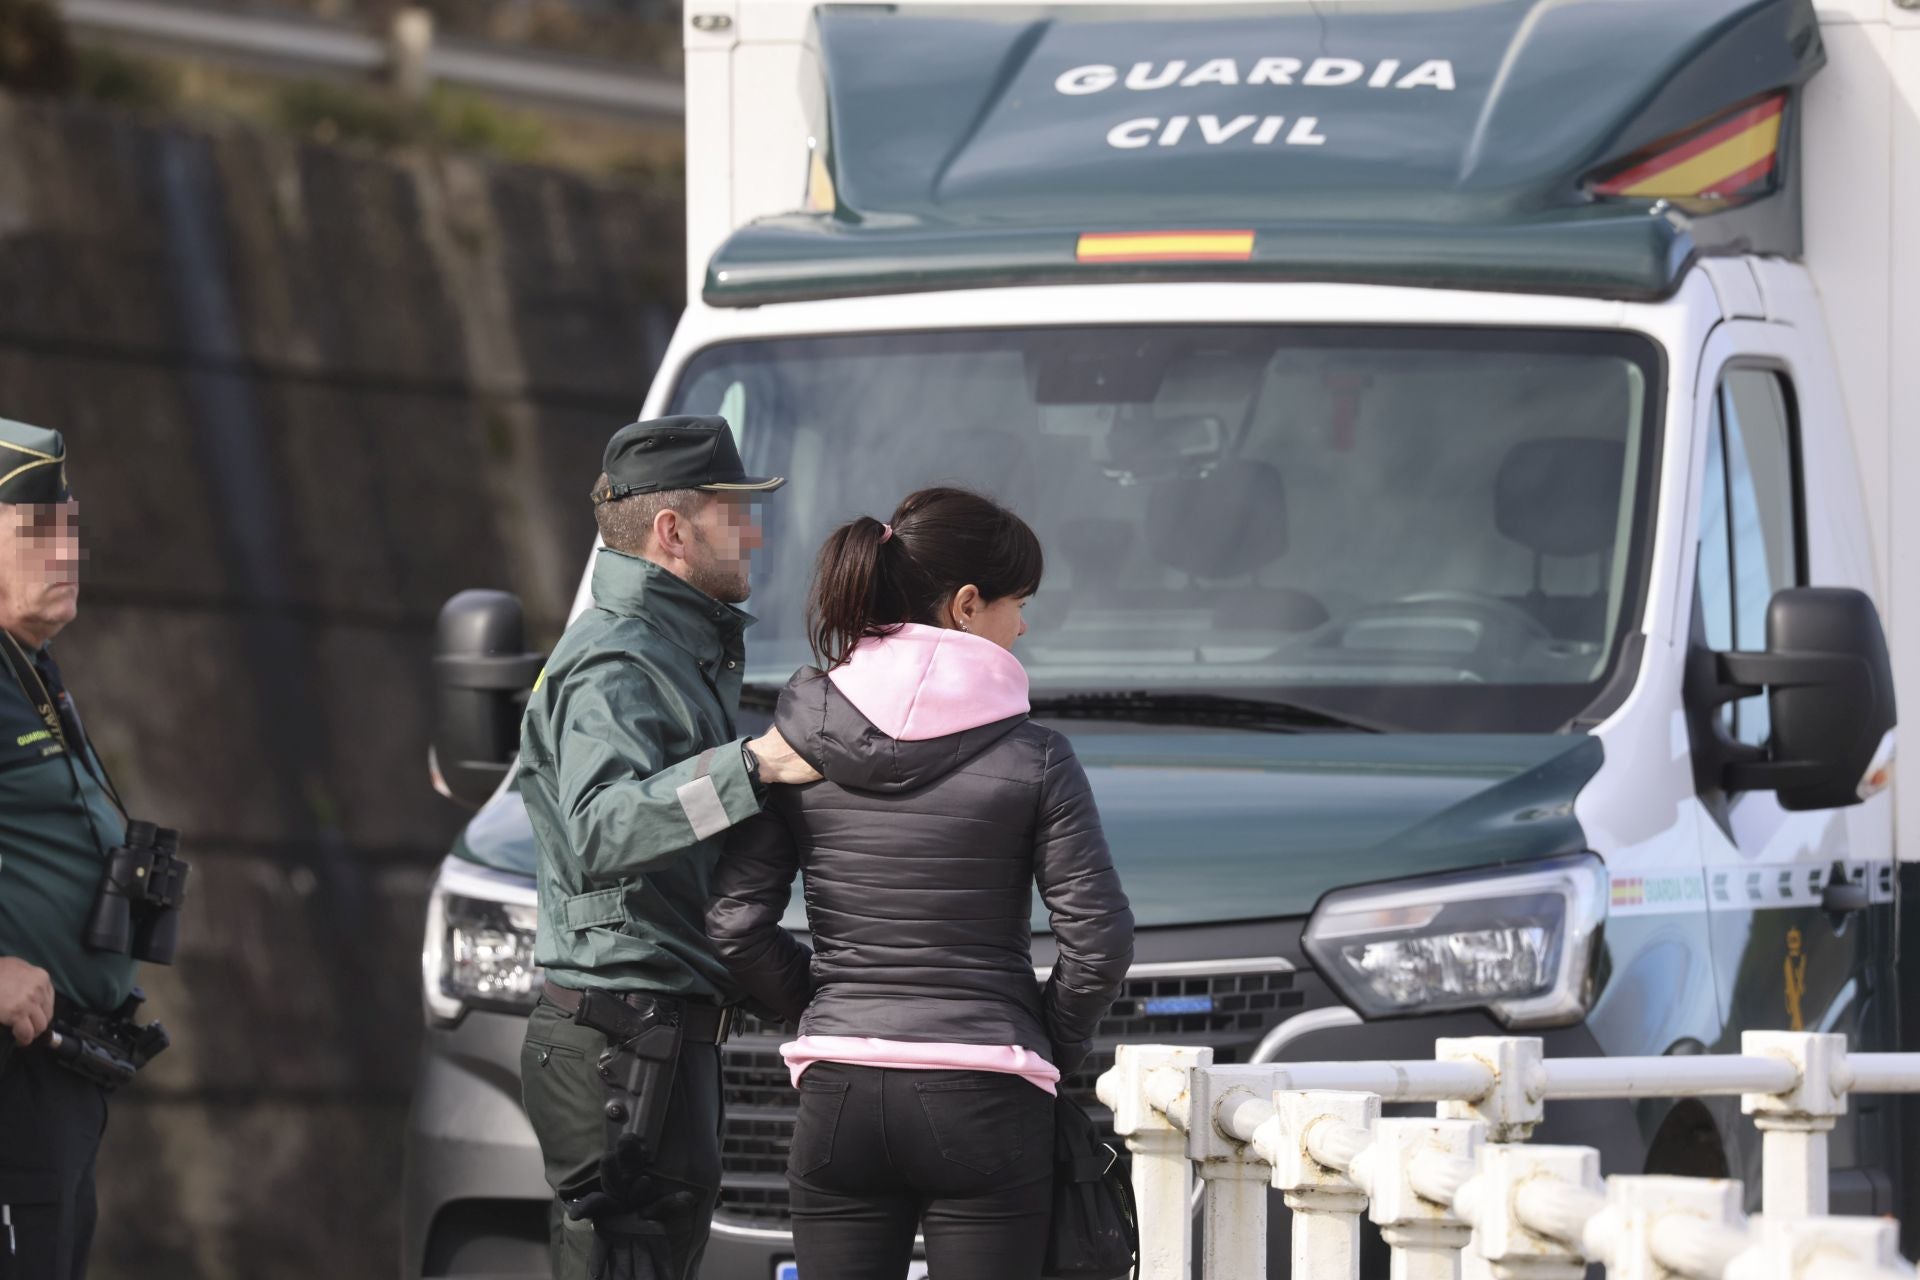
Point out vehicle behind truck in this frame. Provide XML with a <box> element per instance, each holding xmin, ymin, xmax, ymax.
<box><xmin>400</xmin><ymin>1</ymin><xmax>1920</xmax><ymax>1276</ymax></box>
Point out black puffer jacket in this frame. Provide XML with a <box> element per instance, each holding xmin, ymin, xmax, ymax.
<box><xmin>706</xmin><ymin>634</ymin><xmax>1133</xmax><ymax>1071</ymax></box>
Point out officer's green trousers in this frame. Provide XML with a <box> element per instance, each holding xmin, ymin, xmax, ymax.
<box><xmin>521</xmin><ymin>996</ymin><xmax>724</xmax><ymax>1280</ymax></box>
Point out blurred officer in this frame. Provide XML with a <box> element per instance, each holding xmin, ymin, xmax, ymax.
<box><xmin>0</xmin><ymin>418</ymin><xmax>176</xmax><ymax>1280</ymax></box>
<box><xmin>518</xmin><ymin>416</ymin><xmax>819</xmax><ymax>1280</ymax></box>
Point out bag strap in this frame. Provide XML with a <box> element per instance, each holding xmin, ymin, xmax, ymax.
<box><xmin>1066</xmin><ymin>1142</ymin><xmax>1119</xmax><ymax>1183</ymax></box>
<box><xmin>1054</xmin><ymin>1096</ymin><xmax>1121</xmax><ymax>1182</ymax></box>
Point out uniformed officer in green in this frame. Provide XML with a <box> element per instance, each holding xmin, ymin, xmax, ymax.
<box><xmin>0</xmin><ymin>419</ymin><xmax>156</xmax><ymax>1280</ymax></box>
<box><xmin>519</xmin><ymin>416</ymin><xmax>819</xmax><ymax>1280</ymax></box>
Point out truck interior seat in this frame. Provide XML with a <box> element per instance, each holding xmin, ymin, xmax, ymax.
<box><xmin>1024</xmin><ymin>516</ymin><xmax>1133</xmax><ymax>635</ymax></box>
<box><xmin>1057</xmin><ymin>518</ymin><xmax>1136</xmax><ymax>591</ymax></box>
<box><xmin>1494</xmin><ymin>436</ymin><xmax>1626</xmax><ymax>641</ymax></box>
<box><xmin>913</xmin><ymin>425</ymin><xmax>1038</xmax><ymax>516</ymax></box>
<box><xmin>1145</xmin><ymin>463</ymin><xmax>1329</xmax><ymax>633</ymax></box>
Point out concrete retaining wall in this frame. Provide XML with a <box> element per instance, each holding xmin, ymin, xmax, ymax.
<box><xmin>0</xmin><ymin>94</ymin><xmax>682</xmax><ymax>1276</ymax></box>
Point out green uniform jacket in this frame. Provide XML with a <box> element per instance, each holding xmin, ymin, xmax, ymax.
<box><xmin>0</xmin><ymin>640</ymin><xmax>134</xmax><ymax>1014</ymax></box>
<box><xmin>520</xmin><ymin>550</ymin><xmax>766</xmax><ymax>999</ymax></box>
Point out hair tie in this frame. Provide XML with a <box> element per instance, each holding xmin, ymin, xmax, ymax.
<box><xmin>879</xmin><ymin>524</ymin><xmax>894</xmax><ymax>544</ymax></box>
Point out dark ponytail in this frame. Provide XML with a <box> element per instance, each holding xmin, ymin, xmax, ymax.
<box><xmin>807</xmin><ymin>487</ymin><xmax>1044</xmax><ymax>668</ymax></box>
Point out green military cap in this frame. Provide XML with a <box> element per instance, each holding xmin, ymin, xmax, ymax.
<box><xmin>593</xmin><ymin>415</ymin><xmax>784</xmax><ymax>505</ymax></box>
<box><xmin>0</xmin><ymin>418</ymin><xmax>70</xmax><ymax>504</ymax></box>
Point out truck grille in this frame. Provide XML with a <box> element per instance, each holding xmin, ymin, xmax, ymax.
<box><xmin>715</xmin><ymin>963</ymin><xmax>1308</xmax><ymax>1229</ymax></box>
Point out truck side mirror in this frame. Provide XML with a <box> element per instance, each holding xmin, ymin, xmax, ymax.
<box><xmin>1692</xmin><ymin>586</ymin><xmax>1897</xmax><ymax>811</ymax></box>
<box><xmin>431</xmin><ymin>590</ymin><xmax>545</xmax><ymax>809</ymax></box>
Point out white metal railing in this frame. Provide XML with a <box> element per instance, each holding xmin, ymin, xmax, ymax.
<box><xmin>1094</xmin><ymin>1032</ymin><xmax>1920</xmax><ymax>1280</ymax></box>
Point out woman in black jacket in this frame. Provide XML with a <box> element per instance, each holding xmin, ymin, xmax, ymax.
<box><xmin>707</xmin><ymin>486</ymin><xmax>1134</xmax><ymax>1280</ymax></box>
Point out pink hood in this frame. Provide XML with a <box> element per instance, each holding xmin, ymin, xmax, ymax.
<box><xmin>826</xmin><ymin>624</ymin><xmax>1030</xmax><ymax>742</ymax></box>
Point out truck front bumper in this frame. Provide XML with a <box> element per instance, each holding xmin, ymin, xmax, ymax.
<box><xmin>402</xmin><ymin>1007</ymin><xmax>551</xmax><ymax>1279</ymax></box>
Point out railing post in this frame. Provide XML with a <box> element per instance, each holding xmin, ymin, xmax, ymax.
<box><xmin>1598</xmin><ymin>1174</ymin><xmax>1743</xmax><ymax>1280</ymax></box>
<box><xmin>1436</xmin><ymin>1037</ymin><xmax>1545</xmax><ymax>1143</ymax></box>
<box><xmin>1724</xmin><ymin>1216</ymin><xmax>1911</xmax><ymax>1280</ymax></box>
<box><xmin>1741</xmin><ymin>1032</ymin><xmax>1847</xmax><ymax>1218</ymax></box>
<box><xmin>1099</xmin><ymin>1045</ymin><xmax>1212</xmax><ymax>1280</ymax></box>
<box><xmin>1187</xmin><ymin>1066</ymin><xmax>1280</xmax><ymax>1280</ymax></box>
<box><xmin>1353</xmin><ymin>1117</ymin><xmax>1482</xmax><ymax>1280</ymax></box>
<box><xmin>1268</xmin><ymin>1090</ymin><xmax>1380</xmax><ymax>1280</ymax></box>
<box><xmin>1459</xmin><ymin>1144</ymin><xmax>1601</xmax><ymax>1280</ymax></box>
<box><xmin>387</xmin><ymin>6</ymin><xmax>435</xmax><ymax>100</ymax></box>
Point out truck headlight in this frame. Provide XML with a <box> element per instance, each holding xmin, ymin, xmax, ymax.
<box><xmin>1302</xmin><ymin>853</ymin><xmax>1607</xmax><ymax>1027</ymax></box>
<box><xmin>422</xmin><ymin>858</ymin><xmax>544</xmax><ymax>1024</ymax></box>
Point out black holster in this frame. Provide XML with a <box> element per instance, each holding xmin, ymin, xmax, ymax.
<box><xmin>560</xmin><ymin>990</ymin><xmax>691</xmax><ymax>1235</ymax></box>
<box><xmin>588</xmin><ymin>1000</ymin><xmax>684</xmax><ymax>1166</ymax></box>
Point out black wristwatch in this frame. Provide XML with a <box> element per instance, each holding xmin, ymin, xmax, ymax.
<box><xmin>741</xmin><ymin>740</ymin><xmax>764</xmax><ymax>787</ymax></box>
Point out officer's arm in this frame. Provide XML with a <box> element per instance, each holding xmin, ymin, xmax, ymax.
<box><xmin>706</xmin><ymin>806</ymin><xmax>813</xmax><ymax>1025</ymax></box>
<box><xmin>555</xmin><ymin>654</ymin><xmax>763</xmax><ymax>879</ymax></box>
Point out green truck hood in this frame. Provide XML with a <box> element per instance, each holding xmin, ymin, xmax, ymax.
<box><xmin>457</xmin><ymin>729</ymin><xmax>1603</xmax><ymax>930</ymax></box>
<box><xmin>1070</xmin><ymin>727</ymin><xmax>1602</xmax><ymax>927</ymax></box>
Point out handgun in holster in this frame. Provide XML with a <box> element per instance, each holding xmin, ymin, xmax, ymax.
<box><xmin>573</xmin><ymin>989</ymin><xmax>685</xmax><ymax>1163</ymax></box>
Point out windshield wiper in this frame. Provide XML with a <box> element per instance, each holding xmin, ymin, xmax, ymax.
<box><xmin>1027</xmin><ymin>690</ymin><xmax>1388</xmax><ymax>734</ymax></box>
<box><xmin>742</xmin><ymin>682</ymin><xmax>1389</xmax><ymax>732</ymax></box>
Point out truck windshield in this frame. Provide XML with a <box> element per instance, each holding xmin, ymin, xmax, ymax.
<box><xmin>670</xmin><ymin>325</ymin><xmax>1662</xmax><ymax>733</ymax></box>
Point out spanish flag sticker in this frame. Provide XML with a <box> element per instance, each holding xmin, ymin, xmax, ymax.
<box><xmin>1593</xmin><ymin>95</ymin><xmax>1785</xmax><ymax>201</ymax></box>
<box><xmin>1076</xmin><ymin>230</ymin><xmax>1256</xmax><ymax>264</ymax></box>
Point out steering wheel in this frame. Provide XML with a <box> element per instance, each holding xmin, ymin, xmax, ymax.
<box><xmin>1321</xmin><ymin>590</ymin><xmax>1551</xmax><ymax>669</ymax></box>
<box><xmin>1382</xmin><ymin>592</ymin><xmax>1551</xmax><ymax>636</ymax></box>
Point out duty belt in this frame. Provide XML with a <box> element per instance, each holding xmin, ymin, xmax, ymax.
<box><xmin>541</xmin><ymin>983</ymin><xmax>734</xmax><ymax>1044</ymax></box>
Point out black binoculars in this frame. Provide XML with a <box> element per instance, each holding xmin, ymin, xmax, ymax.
<box><xmin>84</xmin><ymin>820</ymin><xmax>190</xmax><ymax>964</ymax></box>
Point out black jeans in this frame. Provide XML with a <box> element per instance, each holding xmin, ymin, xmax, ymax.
<box><xmin>787</xmin><ymin>1063</ymin><xmax>1055</xmax><ymax>1280</ymax></box>
<box><xmin>0</xmin><ymin>1045</ymin><xmax>109</xmax><ymax>1280</ymax></box>
<box><xmin>520</xmin><ymin>997</ymin><xmax>724</xmax><ymax>1280</ymax></box>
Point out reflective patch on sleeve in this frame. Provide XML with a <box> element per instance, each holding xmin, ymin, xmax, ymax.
<box><xmin>676</xmin><ymin>772</ymin><xmax>729</xmax><ymax>840</ymax></box>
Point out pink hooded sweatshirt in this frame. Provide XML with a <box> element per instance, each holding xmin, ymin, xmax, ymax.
<box><xmin>779</xmin><ymin>623</ymin><xmax>1062</xmax><ymax>1095</ymax></box>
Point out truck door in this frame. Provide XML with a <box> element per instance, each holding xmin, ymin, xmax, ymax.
<box><xmin>1689</xmin><ymin>327</ymin><xmax>1896</xmax><ymax>1209</ymax></box>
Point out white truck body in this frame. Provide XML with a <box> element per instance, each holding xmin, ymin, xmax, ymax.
<box><xmin>666</xmin><ymin>0</ymin><xmax>1919</xmax><ymax>861</ymax></box>
<box><xmin>410</xmin><ymin>3</ymin><xmax>1920</xmax><ymax>1273</ymax></box>
<box><xmin>1800</xmin><ymin>2</ymin><xmax>1920</xmax><ymax>862</ymax></box>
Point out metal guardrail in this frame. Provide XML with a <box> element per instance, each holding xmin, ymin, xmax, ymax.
<box><xmin>58</xmin><ymin>0</ymin><xmax>685</xmax><ymax>117</ymax></box>
<box><xmin>1096</xmin><ymin>1032</ymin><xmax>1920</xmax><ymax>1280</ymax></box>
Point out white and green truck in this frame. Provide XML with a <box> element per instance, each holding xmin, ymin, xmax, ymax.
<box><xmin>402</xmin><ymin>1</ymin><xmax>1920</xmax><ymax>1275</ymax></box>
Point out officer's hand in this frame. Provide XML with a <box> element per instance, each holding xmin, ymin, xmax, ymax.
<box><xmin>748</xmin><ymin>728</ymin><xmax>821</xmax><ymax>785</ymax></box>
<box><xmin>0</xmin><ymin>956</ymin><xmax>54</xmax><ymax>1046</ymax></box>
<box><xmin>598</xmin><ymin>1134</ymin><xmax>701</xmax><ymax>1223</ymax></box>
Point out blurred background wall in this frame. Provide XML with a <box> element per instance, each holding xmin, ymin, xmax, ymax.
<box><xmin>0</xmin><ymin>31</ymin><xmax>684</xmax><ymax>1268</ymax></box>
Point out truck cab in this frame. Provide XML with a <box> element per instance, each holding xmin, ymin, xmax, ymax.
<box><xmin>401</xmin><ymin>1</ymin><xmax>1916</xmax><ymax>1276</ymax></box>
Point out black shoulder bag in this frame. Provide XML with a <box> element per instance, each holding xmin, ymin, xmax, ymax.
<box><xmin>1043</xmin><ymin>1095</ymin><xmax>1139</xmax><ymax>1280</ymax></box>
